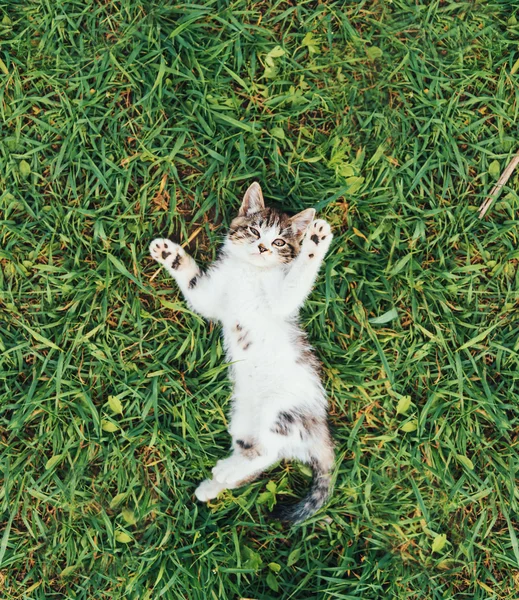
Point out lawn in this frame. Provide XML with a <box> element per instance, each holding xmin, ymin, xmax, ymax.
<box><xmin>1</xmin><ymin>0</ymin><xmax>519</xmax><ymax>598</ymax></box>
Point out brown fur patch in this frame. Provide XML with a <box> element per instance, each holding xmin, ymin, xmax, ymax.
<box><xmin>272</xmin><ymin>411</ymin><xmax>296</xmax><ymax>435</ymax></box>
<box><xmin>301</xmin><ymin>414</ymin><xmax>321</xmax><ymax>434</ymax></box>
<box><xmin>171</xmin><ymin>254</ymin><xmax>182</xmax><ymax>269</ymax></box>
<box><xmin>236</xmin><ymin>438</ymin><xmax>261</xmax><ymax>458</ymax></box>
<box><xmin>236</xmin><ymin>326</ymin><xmax>252</xmax><ymax>350</ymax></box>
<box><xmin>272</xmin><ymin>409</ymin><xmax>329</xmax><ymax>441</ymax></box>
<box><xmin>293</xmin><ymin>330</ymin><xmax>321</xmax><ymax>374</ymax></box>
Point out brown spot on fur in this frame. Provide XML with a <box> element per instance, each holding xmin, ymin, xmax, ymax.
<box><xmin>236</xmin><ymin>327</ymin><xmax>252</xmax><ymax>350</ymax></box>
<box><xmin>301</xmin><ymin>415</ymin><xmax>319</xmax><ymax>432</ymax></box>
<box><xmin>171</xmin><ymin>254</ymin><xmax>182</xmax><ymax>269</ymax></box>
<box><xmin>236</xmin><ymin>439</ymin><xmax>252</xmax><ymax>449</ymax></box>
<box><xmin>236</xmin><ymin>438</ymin><xmax>260</xmax><ymax>458</ymax></box>
<box><xmin>272</xmin><ymin>407</ymin><xmax>328</xmax><ymax>440</ymax></box>
<box><xmin>272</xmin><ymin>411</ymin><xmax>296</xmax><ymax>436</ymax></box>
<box><xmin>294</xmin><ymin>330</ymin><xmax>321</xmax><ymax>374</ymax></box>
<box><xmin>309</xmin><ymin>253</ymin><xmax>314</xmax><ymax>258</ymax></box>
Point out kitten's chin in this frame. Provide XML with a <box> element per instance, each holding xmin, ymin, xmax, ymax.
<box><xmin>242</xmin><ymin>254</ymin><xmax>280</xmax><ymax>268</ymax></box>
<box><xmin>248</xmin><ymin>255</ymin><xmax>279</xmax><ymax>268</ymax></box>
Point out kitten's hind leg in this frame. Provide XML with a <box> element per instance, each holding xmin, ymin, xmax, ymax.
<box><xmin>195</xmin><ymin>440</ymin><xmax>276</xmax><ymax>502</ymax></box>
<box><xmin>212</xmin><ymin>450</ymin><xmax>276</xmax><ymax>487</ymax></box>
<box><xmin>194</xmin><ymin>478</ymin><xmax>228</xmax><ymax>502</ymax></box>
<box><xmin>194</xmin><ymin>454</ymin><xmax>268</xmax><ymax>502</ymax></box>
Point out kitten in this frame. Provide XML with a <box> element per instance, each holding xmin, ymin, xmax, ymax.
<box><xmin>149</xmin><ymin>182</ymin><xmax>334</xmax><ymax>523</ymax></box>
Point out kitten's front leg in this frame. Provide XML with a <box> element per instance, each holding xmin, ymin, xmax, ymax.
<box><xmin>275</xmin><ymin>220</ymin><xmax>333</xmax><ymax>317</ymax></box>
<box><xmin>150</xmin><ymin>238</ymin><xmax>220</xmax><ymax>320</ymax></box>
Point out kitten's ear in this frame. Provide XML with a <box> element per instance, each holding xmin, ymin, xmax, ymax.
<box><xmin>239</xmin><ymin>182</ymin><xmax>265</xmax><ymax>216</ymax></box>
<box><xmin>290</xmin><ymin>208</ymin><xmax>316</xmax><ymax>236</ymax></box>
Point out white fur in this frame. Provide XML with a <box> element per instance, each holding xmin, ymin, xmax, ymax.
<box><xmin>149</xmin><ymin>201</ymin><xmax>333</xmax><ymax>502</ymax></box>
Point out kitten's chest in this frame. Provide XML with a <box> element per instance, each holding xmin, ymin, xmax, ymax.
<box><xmin>222</xmin><ymin>266</ymin><xmax>280</xmax><ymax>315</ymax></box>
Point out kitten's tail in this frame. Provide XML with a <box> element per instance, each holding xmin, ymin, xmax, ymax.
<box><xmin>272</xmin><ymin>454</ymin><xmax>333</xmax><ymax>524</ymax></box>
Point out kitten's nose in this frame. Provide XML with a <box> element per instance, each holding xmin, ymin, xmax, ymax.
<box><xmin>258</xmin><ymin>243</ymin><xmax>268</xmax><ymax>254</ymax></box>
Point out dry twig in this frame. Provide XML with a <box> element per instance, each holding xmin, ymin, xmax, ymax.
<box><xmin>479</xmin><ymin>151</ymin><xmax>519</xmax><ymax>218</ymax></box>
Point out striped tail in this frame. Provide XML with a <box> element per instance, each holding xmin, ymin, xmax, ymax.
<box><xmin>272</xmin><ymin>456</ymin><xmax>333</xmax><ymax>524</ymax></box>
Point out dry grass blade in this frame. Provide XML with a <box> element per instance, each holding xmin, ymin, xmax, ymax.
<box><xmin>479</xmin><ymin>151</ymin><xmax>519</xmax><ymax>218</ymax></box>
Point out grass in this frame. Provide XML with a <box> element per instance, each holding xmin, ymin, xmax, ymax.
<box><xmin>1</xmin><ymin>0</ymin><xmax>519</xmax><ymax>597</ymax></box>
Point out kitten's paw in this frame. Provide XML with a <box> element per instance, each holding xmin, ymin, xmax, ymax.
<box><xmin>212</xmin><ymin>460</ymin><xmax>240</xmax><ymax>486</ymax></box>
<box><xmin>194</xmin><ymin>478</ymin><xmax>225</xmax><ymax>502</ymax></box>
<box><xmin>307</xmin><ymin>219</ymin><xmax>332</xmax><ymax>246</ymax></box>
<box><xmin>303</xmin><ymin>220</ymin><xmax>333</xmax><ymax>257</ymax></box>
<box><xmin>149</xmin><ymin>238</ymin><xmax>185</xmax><ymax>270</ymax></box>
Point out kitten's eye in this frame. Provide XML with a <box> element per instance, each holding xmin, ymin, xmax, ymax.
<box><xmin>249</xmin><ymin>227</ymin><xmax>260</xmax><ymax>238</ymax></box>
<box><xmin>272</xmin><ymin>239</ymin><xmax>286</xmax><ymax>247</ymax></box>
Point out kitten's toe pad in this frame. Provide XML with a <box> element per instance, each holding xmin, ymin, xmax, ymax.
<box><xmin>194</xmin><ymin>478</ymin><xmax>224</xmax><ymax>502</ymax></box>
<box><xmin>307</xmin><ymin>220</ymin><xmax>332</xmax><ymax>246</ymax></box>
<box><xmin>149</xmin><ymin>238</ymin><xmax>184</xmax><ymax>269</ymax></box>
<box><xmin>304</xmin><ymin>220</ymin><xmax>332</xmax><ymax>257</ymax></box>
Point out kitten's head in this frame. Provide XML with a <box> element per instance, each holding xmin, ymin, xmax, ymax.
<box><xmin>226</xmin><ymin>182</ymin><xmax>315</xmax><ymax>268</ymax></box>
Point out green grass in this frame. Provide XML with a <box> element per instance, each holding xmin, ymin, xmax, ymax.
<box><xmin>1</xmin><ymin>0</ymin><xmax>519</xmax><ymax>597</ymax></box>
